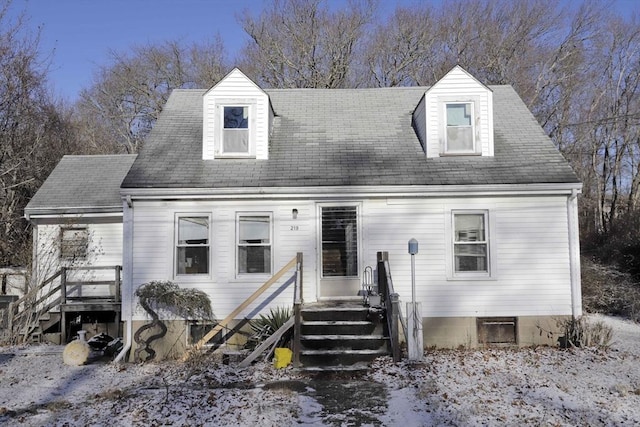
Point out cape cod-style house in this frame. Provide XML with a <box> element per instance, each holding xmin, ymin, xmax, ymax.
<box><xmin>22</xmin><ymin>66</ymin><xmax>582</xmax><ymax>365</ymax></box>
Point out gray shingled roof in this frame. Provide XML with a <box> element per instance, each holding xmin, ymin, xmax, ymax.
<box><xmin>25</xmin><ymin>155</ymin><xmax>137</xmax><ymax>215</ymax></box>
<box><xmin>121</xmin><ymin>86</ymin><xmax>579</xmax><ymax>189</ymax></box>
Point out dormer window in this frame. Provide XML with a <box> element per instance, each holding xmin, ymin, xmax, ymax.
<box><xmin>202</xmin><ymin>68</ymin><xmax>272</xmax><ymax>160</ymax></box>
<box><xmin>415</xmin><ymin>65</ymin><xmax>493</xmax><ymax>158</ymax></box>
<box><xmin>445</xmin><ymin>103</ymin><xmax>475</xmax><ymax>153</ymax></box>
<box><xmin>213</xmin><ymin>100</ymin><xmax>256</xmax><ymax>158</ymax></box>
<box><xmin>223</xmin><ymin>106</ymin><xmax>249</xmax><ymax>155</ymax></box>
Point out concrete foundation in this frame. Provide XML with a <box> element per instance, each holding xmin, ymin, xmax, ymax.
<box><xmin>126</xmin><ymin>319</ymin><xmax>252</xmax><ymax>361</ymax></box>
<box><xmin>124</xmin><ymin>314</ymin><xmax>572</xmax><ymax>360</ymax></box>
<box><xmin>422</xmin><ymin>315</ymin><xmax>572</xmax><ymax>349</ymax></box>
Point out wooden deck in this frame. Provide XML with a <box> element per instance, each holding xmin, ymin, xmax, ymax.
<box><xmin>58</xmin><ymin>266</ymin><xmax>122</xmax><ymax>342</ymax></box>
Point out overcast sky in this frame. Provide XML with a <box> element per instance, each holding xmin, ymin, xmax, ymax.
<box><xmin>8</xmin><ymin>0</ymin><xmax>639</xmax><ymax>102</ymax></box>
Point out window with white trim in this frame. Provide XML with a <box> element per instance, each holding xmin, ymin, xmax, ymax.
<box><xmin>237</xmin><ymin>214</ymin><xmax>272</xmax><ymax>275</ymax></box>
<box><xmin>222</xmin><ymin>106</ymin><xmax>249</xmax><ymax>154</ymax></box>
<box><xmin>453</xmin><ymin>211</ymin><xmax>489</xmax><ymax>274</ymax></box>
<box><xmin>445</xmin><ymin>102</ymin><xmax>475</xmax><ymax>153</ymax></box>
<box><xmin>176</xmin><ymin>216</ymin><xmax>210</xmax><ymax>275</ymax></box>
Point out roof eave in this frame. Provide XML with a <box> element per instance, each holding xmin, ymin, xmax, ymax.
<box><xmin>120</xmin><ymin>182</ymin><xmax>583</xmax><ymax>200</ymax></box>
<box><xmin>25</xmin><ymin>206</ymin><xmax>124</xmax><ymax>222</ymax></box>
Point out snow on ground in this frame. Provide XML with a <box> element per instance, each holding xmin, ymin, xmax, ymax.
<box><xmin>0</xmin><ymin>315</ymin><xmax>639</xmax><ymax>426</ymax></box>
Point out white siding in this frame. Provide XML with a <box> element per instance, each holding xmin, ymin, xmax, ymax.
<box><xmin>202</xmin><ymin>69</ymin><xmax>271</xmax><ymax>160</ymax></box>
<box><xmin>33</xmin><ymin>217</ymin><xmax>123</xmax><ymax>300</ymax></box>
<box><xmin>127</xmin><ymin>193</ymin><xmax>574</xmax><ymax>321</ymax></box>
<box><xmin>129</xmin><ymin>200</ymin><xmax>316</xmax><ymax>321</ymax></box>
<box><xmin>365</xmin><ymin>196</ymin><xmax>571</xmax><ymax>318</ymax></box>
<box><xmin>416</xmin><ymin>66</ymin><xmax>494</xmax><ymax>158</ymax></box>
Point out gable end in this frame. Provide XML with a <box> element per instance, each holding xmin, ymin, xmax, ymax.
<box><xmin>202</xmin><ymin>68</ymin><xmax>273</xmax><ymax>160</ymax></box>
<box><xmin>413</xmin><ymin>65</ymin><xmax>494</xmax><ymax>158</ymax></box>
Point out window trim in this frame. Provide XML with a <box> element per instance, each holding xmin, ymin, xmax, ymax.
<box><xmin>215</xmin><ymin>99</ymin><xmax>257</xmax><ymax>158</ymax></box>
<box><xmin>174</xmin><ymin>213</ymin><xmax>212</xmax><ymax>278</ymax></box>
<box><xmin>439</xmin><ymin>97</ymin><xmax>482</xmax><ymax>156</ymax></box>
<box><xmin>447</xmin><ymin>209</ymin><xmax>495</xmax><ymax>280</ymax></box>
<box><xmin>445</xmin><ymin>102</ymin><xmax>475</xmax><ymax>154</ymax></box>
<box><xmin>235</xmin><ymin>212</ymin><xmax>273</xmax><ymax>277</ymax></box>
<box><xmin>60</xmin><ymin>227</ymin><xmax>88</xmax><ymax>261</ymax></box>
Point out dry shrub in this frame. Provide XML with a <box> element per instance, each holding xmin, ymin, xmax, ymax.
<box><xmin>581</xmin><ymin>257</ymin><xmax>640</xmax><ymax>322</ymax></box>
<box><xmin>557</xmin><ymin>316</ymin><xmax>613</xmax><ymax>348</ymax></box>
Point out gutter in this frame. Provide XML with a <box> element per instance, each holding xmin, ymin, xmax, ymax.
<box><xmin>121</xmin><ymin>182</ymin><xmax>584</xmax><ymax>200</ymax></box>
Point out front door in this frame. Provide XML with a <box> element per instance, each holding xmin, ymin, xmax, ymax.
<box><xmin>319</xmin><ymin>205</ymin><xmax>361</xmax><ymax>298</ymax></box>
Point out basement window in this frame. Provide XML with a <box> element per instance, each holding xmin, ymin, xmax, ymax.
<box><xmin>188</xmin><ymin>321</ymin><xmax>224</xmax><ymax>347</ymax></box>
<box><xmin>477</xmin><ymin>317</ymin><xmax>517</xmax><ymax>345</ymax></box>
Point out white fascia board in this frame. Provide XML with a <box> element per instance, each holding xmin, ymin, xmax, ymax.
<box><xmin>26</xmin><ymin>211</ymin><xmax>123</xmax><ymax>223</ymax></box>
<box><xmin>121</xmin><ymin>183</ymin><xmax>583</xmax><ymax>200</ymax></box>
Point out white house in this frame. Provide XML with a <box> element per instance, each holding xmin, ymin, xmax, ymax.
<box><xmin>26</xmin><ymin>66</ymin><xmax>582</xmax><ymax>359</ymax></box>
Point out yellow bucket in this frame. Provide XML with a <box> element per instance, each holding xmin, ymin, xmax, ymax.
<box><xmin>273</xmin><ymin>347</ymin><xmax>293</xmax><ymax>368</ymax></box>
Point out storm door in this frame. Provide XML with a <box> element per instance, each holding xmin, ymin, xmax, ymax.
<box><xmin>319</xmin><ymin>205</ymin><xmax>361</xmax><ymax>298</ymax></box>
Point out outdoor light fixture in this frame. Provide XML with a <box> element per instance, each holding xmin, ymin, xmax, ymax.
<box><xmin>292</xmin><ymin>208</ymin><xmax>298</xmax><ymax>220</ymax></box>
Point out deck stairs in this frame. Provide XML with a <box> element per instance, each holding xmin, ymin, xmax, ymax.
<box><xmin>299</xmin><ymin>302</ymin><xmax>390</xmax><ymax>371</ymax></box>
<box><xmin>5</xmin><ymin>266</ymin><xmax>121</xmax><ymax>344</ymax></box>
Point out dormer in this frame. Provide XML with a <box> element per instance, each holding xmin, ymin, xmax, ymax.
<box><xmin>202</xmin><ymin>68</ymin><xmax>273</xmax><ymax>160</ymax></box>
<box><xmin>413</xmin><ymin>65</ymin><xmax>494</xmax><ymax>158</ymax></box>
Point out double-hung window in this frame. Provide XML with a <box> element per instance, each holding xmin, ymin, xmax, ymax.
<box><xmin>237</xmin><ymin>214</ymin><xmax>272</xmax><ymax>275</ymax></box>
<box><xmin>453</xmin><ymin>212</ymin><xmax>489</xmax><ymax>275</ymax></box>
<box><xmin>445</xmin><ymin>102</ymin><xmax>475</xmax><ymax>154</ymax></box>
<box><xmin>176</xmin><ymin>216</ymin><xmax>210</xmax><ymax>275</ymax></box>
<box><xmin>222</xmin><ymin>106</ymin><xmax>249</xmax><ymax>155</ymax></box>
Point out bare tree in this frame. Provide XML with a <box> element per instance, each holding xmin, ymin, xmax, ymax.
<box><xmin>0</xmin><ymin>1</ymin><xmax>80</xmax><ymax>267</ymax></box>
<box><xmin>360</xmin><ymin>6</ymin><xmax>440</xmax><ymax>87</ymax></box>
<box><xmin>239</xmin><ymin>0</ymin><xmax>376</xmax><ymax>88</ymax></box>
<box><xmin>75</xmin><ymin>39</ymin><xmax>229</xmax><ymax>153</ymax></box>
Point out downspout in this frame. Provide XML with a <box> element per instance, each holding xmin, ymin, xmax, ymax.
<box><xmin>115</xmin><ymin>195</ymin><xmax>134</xmax><ymax>363</ymax></box>
<box><xmin>567</xmin><ymin>189</ymin><xmax>582</xmax><ymax>318</ymax></box>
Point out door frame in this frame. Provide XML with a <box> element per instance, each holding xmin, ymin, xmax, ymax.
<box><xmin>316</xmin><ymin>202</ymin><xmax>363</xmax><ymax>300</ymax></box>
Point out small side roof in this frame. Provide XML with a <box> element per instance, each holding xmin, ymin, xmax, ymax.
<box><xmin>25</xmin><ymin>154</ymin><xmax>137</xmax><ymax>217</ymax></box>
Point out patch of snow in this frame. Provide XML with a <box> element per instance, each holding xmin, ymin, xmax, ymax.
<box><xmin>0</xmin><ymin>314</ymin><xmax>639</xmax><ymax>426</ymax></box>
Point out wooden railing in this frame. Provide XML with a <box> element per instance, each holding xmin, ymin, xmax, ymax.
<box><xmin>292</xmin><ymin>252</ymin><xmax>303</xmax><ymax>368</ymax></box>
<box><xmin>193</xmin><ymin>253</ymin><xmax>302</xmax><ymax>351</ymax></box>
<box><xmin>60</xmin><ymin>265</ymin><xmax>122</xmax><ymax>305</ymax></box>
<box><xmin>377</xmin><ymin>251</ymin><xmax>403</xmax><ymax>362</ymax></box>
<box><xmin>7</xmin><ymin>265</ymin><xmax>121</xmax><ymax>343</ymax></box>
